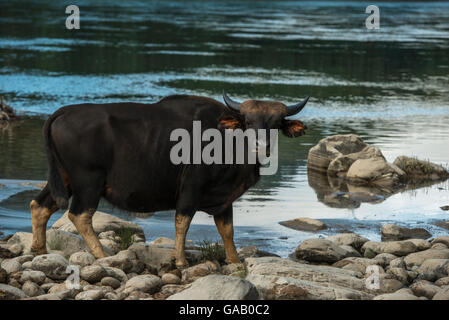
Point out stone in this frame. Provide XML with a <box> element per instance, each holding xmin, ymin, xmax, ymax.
<box><xmin>307</xmin><ymin>134</ymin><xmax>376</xmax><ymax>173</ymax></box>
<box><xmin>22</xmin><ymin>281</ymin><xmax>45</xmax><ymax>297</ymax></box>
<box><xmin>157</xmin><ymin>284</ymin><xmax>186</xmax><ymax>299</ymax></box>
<box><xmin>48</xmin><ymin>282</ymin><xmax>81</xmax><ymax>299</ymax></box>
<box><xmin>407</xmin><ymin>239</ymin><xmax>431</xmax><ymax>251</ymax></box>
<box><xmin>393</xmin><ymin>156</ymin><xmax>449</xmax><ymax>181</ymax></box>
<box><xmin>46</xmin><ymin>229</ymin><xmax>113</xmax><ymax>257</ymax></box>
<box><xmin>80</xmin><ymin>265</ymin><xmax>108</xmax><ymax>283</ymax></box>
<box><xmin>75</xmin><ymin>289</ymin><xmax>105</xmax><ymax>300</ymax></box>
<box><xmin>20</xmin><ymin>270</ymin><xmax>46</xmax><ymax>285</ymax></box>
<box><xmin>432</xmin><ymin>243</ymin><xmax>448</xmax><ymax>250</ymax></box>
<box><xmin>387</xmin><ymin>267</ymin><xmax>410</xmax><ymax>285</ymax></box>
<box><xmin>24</xmin><ymin>293</ymin><xmax>61</xmax><ymax>300</ymax></box>
<box><xmin>245</xmin><ymin>257</ymin><xmax>373</xmax><ymax>299</ymax></box>
<box><xmin>326</xmin><ymin>233</ymin><xmax>369</xmax><ymax>251</ymax></box>
<box><xmin>69</xmin><ymin>252</ymin><xmax>96</xmax><ymax>267</ymax></box>
<box><xmin>416</xmin><ymin>259</ymin><xmax>449</xmax><ymax>281</ymax></box>
<box><xmin>98</xmin><ymin>231</ymin><xmax>116</xmax><ymax>240</ymax></box>
<box><xmin>52</xmin><ymin>211</ymin><xmax>145</xmax><ymax>240</ymax></box>
<box><xmin>103</xmin><ymin>267</ymin><xmax>128</xmax><ymax>283</ymax></box>
<box><xmin>13</xmin><ymin>255</ymin><xmax>34</xmax><ymax>265</ymax></box>
<box><xmin>1</xmin><ymin>259</ymin><xmax>22</xmax><ymax>274</ymax></box>
<box><xmin>374</xmin><ymin>253</ymin><xmax>398</xmax><ymax>268</ymax></box>
<box><xmin>168</xmin><ymin>274</ymin><xmax>259</xmax><ymax>300</ymax></box>
<box><xmin>382</xmin><ymin>241</ymin><xmax>417</xmax><ymax>256</ymax></box>
<box><xmin>381</xmin><ymin>224</ymin><xmax>431</xmax><ymax>241</ymax></box>
<box><xmin>410</xmin><ymin>280</ymin><xmax>441</xmax><ymax>299</ymax></box>
<box><xmin>100</xmin><ymin>277</ymin><xmax>121</xmax><ymax>289</ymax></box>
<box><xmin>96</xmin><ymin>249</ymin><xmax>144</xmax><ymax>274</ymax></box>
<box><xmin>125</xmin><ymin>274</ymin><xmax>162</xmax><ymax>294</ymax></box>
<box><xmin>435</xmin><ymin>277</ymin><xmax>449</xmax><ymax>287</ymax></box>
<box><xmin>0</xmin><ymin>283</ymin><xmax>28</xmax><ymax>300</ymax></box>
<box><xmin>181</xmin><ymin>262</ymin><xmax>216</xmax><ymax>283</ymax></box>
<box><xmin>31</xmin><ymin>254</ymin><xmax>69</xmax><ymax>280</ymax></box>
<box><xmin>22</xmin><ymin>261</ymin><xmax>32</xmax><ymax>269</ymax></box>
<box><xmin>432</xmin><ymin>236</ymin><xmax>449</xmax><ymax>248</ymax></box>
<box><xmin>161</xmin><ymin>273</ymin><xmax>181</xmax><ymax>285</ymax></box>
<box><xmin>6</xmin><ymin>232</ymin><xmax>33</xmax><ymax>255</ymax></box>
<box><xmin>41</xmin><ymin>283</ymin><xmax>57</xmax><ymax>292</ymax></box>
<box><xmin>404</xmin><ymin>249</ymin><xmax>449</xmax><ymax>269</ymax></box>
<box><xmin>238</xmin><ymin>246</ymin><xmax>279</xmax><ymax>260</ymax></box>
<box><xmin>99</xmin><ymin>239</ymin><xmax>121</xmax><ymax>253</ymax></box>
<box><xmin>373</xmin><ymin>289</ymin><xmax>421</xmax><ymax>300</ymax></box>
<box><xmin>221</xmin><ymin>263</ymin><xmax>246</xmax><ymax>276</ymax></box>
<box><xmin>129</xmin><ymin>243</ymin><xmax>200</xmax><ymax>274</ymax></box>
<box><xmin>328</xmin><ymin>146</ymin><xmax>384</xmax><ymax>177</ymax></box>
<box><xmin>346</xmin><ymin>157</ymin><xmax>405</xmax><ymax>187</ymax></box>
<box><xmin>294</xmin><ymin>239</ymin><xmax>352</xmax><ymax>263</ymax></box>
<box><xmin>150</xmin><ymin>237</ymin><xmax>175</xmax><ymax>246</ymax></box>
<box><xmin>432</xmin><ymin>287</ymin><xmax>449</xmax><ymax>300</ymax></box>
<box><xmin>279</xmin><ymin>218</ymin><xmax>327</xmax><ymax>232</ymax></box>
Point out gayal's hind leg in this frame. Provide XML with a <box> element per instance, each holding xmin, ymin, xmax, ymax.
<box><xmin>30</xmin><ymin>199</ymin><xmax>58</xmax><ymax>255</ymax></box>
<box><xmin>173</xmin><ymin>212</ymin><xmax>193</xmax><ymax>268</ymax></box>
<box><xmin>214</xmin><ymin>207</ymin><xmax>240</xmax><ymax>264</ymax></box>
<box><xmin>68</xmin><ymin>211</ymin><xmax>106</xmax><ymax>258</ymax></box>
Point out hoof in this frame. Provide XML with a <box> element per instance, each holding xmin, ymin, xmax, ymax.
<box><xmin>175</xmin><ymin>259</ymin><xmax>189</xmax><ymax>269</ymax></box>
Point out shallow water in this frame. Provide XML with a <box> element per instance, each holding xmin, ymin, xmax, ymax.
<box><xmin>1</xmin><ymin>1</ymin><xmax>449</xmax><ymax>256</ymax></box>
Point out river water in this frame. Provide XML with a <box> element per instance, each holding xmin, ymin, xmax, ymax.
<box><xmin>1</xmin><ymin>1</ymin><xmax>449</xmax><ymax>256</ymax></box>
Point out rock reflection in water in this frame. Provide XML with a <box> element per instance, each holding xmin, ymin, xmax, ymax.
<box><xmin>307</xmin><ymin>169</ymin><xmax>446</xmax><ymax>210</ymax></box>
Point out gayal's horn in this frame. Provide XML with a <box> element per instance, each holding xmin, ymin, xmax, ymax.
<box><xmin>286</xmin><ymin>96</ymin><xmax>310</xmax><ymax>116</ymax></box>
<box><xmin>222</xmin><ymin>90</ymin><xmax>241</xmax><ymax>112</ymax></box>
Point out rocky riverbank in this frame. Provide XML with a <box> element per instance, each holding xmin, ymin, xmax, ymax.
<box><xmin>1</xmin><ymin>211</ymin><xmax>449</xmax><ymax>300</ymax></box>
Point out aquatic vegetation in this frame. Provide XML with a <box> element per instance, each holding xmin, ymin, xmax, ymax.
<box><xmin>197</xmin><ymin>240</ymin><xmax>226</xmax><ymax>263</ymax></box>
<box><xmin>115</xmin><ymin>227</ymin><xmax>135</xmax><ymax>250</ymax></box>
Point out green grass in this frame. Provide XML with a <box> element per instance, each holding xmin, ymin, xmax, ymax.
<box><xmin>197</xmin><ymin>240</ymin><xmax>226</xmax><ymax>263</ymax></box>
<box><xmin>115</xmin><ymin>227</ymin><xmax>135</xmax><ymax>250</ymax></box>
<box><xmin>395</xmin><ymin>156</ymin><xmax>445</xmax><ymax>176</ymax></box>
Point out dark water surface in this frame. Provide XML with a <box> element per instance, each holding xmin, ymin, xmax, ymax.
<box><xmin>1</xmin><ymin>1</ymin><xmax>449</xmax><ymax>256</ymax></box>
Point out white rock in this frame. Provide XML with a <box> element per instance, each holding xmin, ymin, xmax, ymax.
<box><xmin>326</xmin><ymin>233</ymin><xmax>369</xmax><ymax>251</ymax></box>
<box><xmin>294</xmin><ymin>239</ymin><xmax>352</xmax><ymax>263</ymax></box>
<box><xmin>69</xmin><ymin>251</ymin><xmax>96</xmax><ymax>267</ymax></box>
<box><xmin>0</xmin><ymin>283</ymin><xmax>28</xmax><ymax>299</ymax></box>
<box><xmin>162</xmin><ymin>273</ymin><xmax>181</xmax><ymax>285</ymax></box>
<box><xmin>168</xmin><ymin>274</ymin><xmax>259</xmax><ymax>300</ymax></box>
<box><xmin>1</xmin><ymin>259</ymin><xmax>22</xmax><ymax>274</ymax></box>
<box><xmin>31</xmin><ymin>254</ymin><xmax>69</xmax><ymax>280</ymax></box>
<box><xmin>75</xmin><ymin>289</ymin><xmax>105</xmax><ymax>300</ymax></box>
<box><xmin>22</xmin><ymin>281</ymin><xmax>45</xmax><ymax>297</ymax></box>
<box><xmin>80</xmin><ymin>265</ymin><xmax>108</xmax><ymax>283</ymax></box>
<box><xmin>404</xmin><ymin>249</ymin><xmax>449</xmax><ymax>269</ymax></box>
<box><xmin>20</xmin><ymin>270</ymin><xmax>46</xmax><ymax>285</ymax></box>
<box><xmin>125</xmin><ymin>275</ymin><xmax>162</xmax><ymax>294</ymax></box>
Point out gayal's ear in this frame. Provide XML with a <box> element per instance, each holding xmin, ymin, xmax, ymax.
<box><xmin>281</xmin><ymin>120</ymin><xmax>307</xmax><ymax>138</ymax></box>
<box><xmin>218</xmin><ymin>114</ymin><xmax>243</xmax><ymax>130</ymax></box>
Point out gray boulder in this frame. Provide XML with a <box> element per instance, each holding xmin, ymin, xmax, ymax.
<box><xmin>346</xmin><ymin>157</ymin><xmax>405</xmax><ymax>187</ymax></box>
<box><xmin>245</xmin><ymin>257</ymin><xmax>373</xmax><ymax>300</ymax></box>
<box><xmin>125</xmin><ymin>275</ymin><xmax>162</xmax><ymax>294</ymax></box>
<box><xmin>0</xmin><ymin>283</ymin><xmax>28</xmax><ymax>300</ymax></box>
<box><xmin>326</xmin><ymin>233</ymin><xmax>369</xmax><ymax>251</ymax></box>
<box><xmin>279</xmin><ymin>218</ymin><xmax>327</xmax><ymax>232</ymax></box>
<box><xmin>294</xmin><ymin>239</ymin><xmax>356</xmax><ymax>263</ymax></box>
<box><xmin>168</xmin><ymin>274</ymin><xmax>259</xmax><ymax>300</ymax></box>
<box><xmin>31</xmin><ymin>254</ymin><xmax>69</xmax><ymax>280</ymax></box>
<box><xmin>381</xmin><ymin>224</ymin><xmax>431</xmax><ymax>241</ymax></box>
